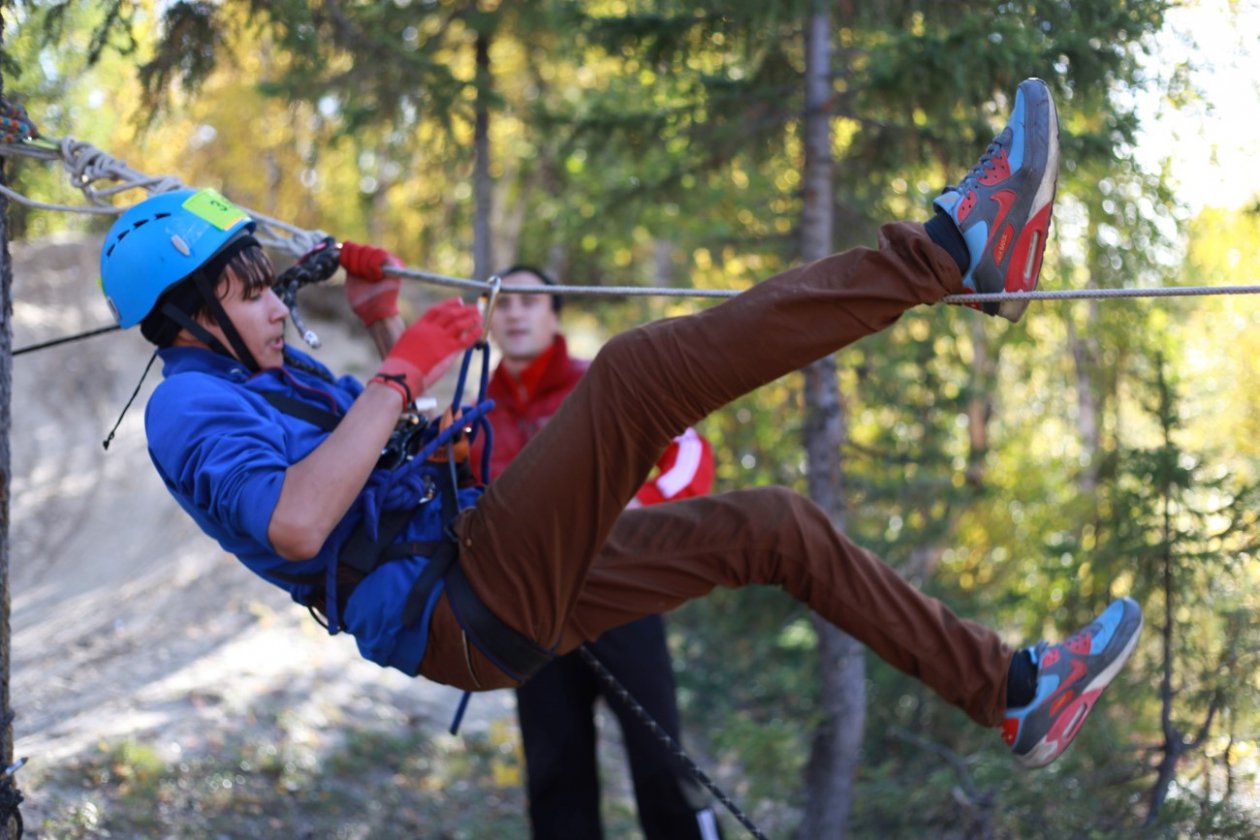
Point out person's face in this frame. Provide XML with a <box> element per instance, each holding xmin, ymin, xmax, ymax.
<box><xmin>197</xmin><ymin>270</ymin><xmax>290</xmax><ymax>370</ymax></box>
<box><xmin>490</xmin><ymin>271</ymin><xmax>559</xmax><ymax>367</ymax></box>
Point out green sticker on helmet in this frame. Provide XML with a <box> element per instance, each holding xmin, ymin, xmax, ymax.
<box><xmin>182</xmin><ymin>188</ymin><xmax>250</xmax><ymax>230</ymax></box>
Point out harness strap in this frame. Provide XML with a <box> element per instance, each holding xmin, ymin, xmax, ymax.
<box><xmin>338</xmin><ymin>505</ymin><xmax>414</xmax><ymax>577</ymax></box>
<box><xmin>442</xmin><ymin>562</ymin><xmax>553</xmax><ymax>682</ymax></box>
<box><xmin>397</xmin><ymin>537</ymin><xmax>459</xmax><ymax>628</ymax></box>
<box><xmin>260</xmin><ymin>358</ymin><xmax>551</xmax><ymax>683</ymax></box>
<box><xmin>260</xmin><ymin>391</ymin><xmax>340</xmax><ymax>432</ymax></box>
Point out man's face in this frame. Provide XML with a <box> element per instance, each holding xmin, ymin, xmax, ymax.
<box><xmin>490</xmin><ymin>271</ymin><xmax>559</xmax><ymax>368</ymax></box>
<box><xmin>198</xmin><ymin>270</ymin><xmax>290</xmax><ymax>370</ymax></box>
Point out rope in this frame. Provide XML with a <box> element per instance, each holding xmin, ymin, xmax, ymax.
<box><xmin>389</xmin><ymin>264</ymin><xmax>1260</xmax><ymax>305</ymax></box>
<box><xmin>0</xmin><ymin>97</ymin><xmax>324</xmax><ymax>260</ymax></box>
<box><xmin>945</xmin><ymin>285</ymin><xmax>1260</xmax><ymax>305</ymax></box>
<box><xmin>577</xmin><ymin>645</ymin><xmax>769</xmax><ymax>840</ymax></box>
<box><xmin>15</xmin><ymin>263</ymin><xmax>1260</xmax><ymax>363</ymax></box>
<box><xmin>0</xmin><ymin>98</ymin><xmax>1255</xmax><ymax>311</ymax></box>
<box><xmin>0</xmin><ymin>102</ymin><xmax>1256</xmax><ymax>315</ymax></box>
<box><xmin>0</xmin><ymin>135</ymin><xmax>326</xmax><ymax>258</ymax></box>
<box><xmin>13</xmin><ymin>324</ymin><xmax>120</xmax><ymax>356</ymax></box>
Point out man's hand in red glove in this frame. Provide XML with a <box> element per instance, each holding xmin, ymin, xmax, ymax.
<box><xmin>371</xmin><ymin>298</ymin><xmax>483</xmax><ymax>407</ymax></box>
<box><xmin>341</xmin><ymin>241</ymin><xmax>403</xmax><ymax>327</ymax></box>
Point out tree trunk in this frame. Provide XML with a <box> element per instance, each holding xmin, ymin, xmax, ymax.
<box><xmin>796</xmin><ymin>6</ymin><xmax>865</xmax><ymax>838</ymax></box>
<box><xmin>965</xmin><ymin>318</ymin><xmax>993</xmax><ymax>488</ymax></box>
<box><xmin>0</xmin><ymin>18</ymin><xmax>20</xmax><ymax>836</ymax></box>
<box><xmin>472</xmin><ymin>28</ymin><xmax>493</xmax><ymax>280</ymax></box>
<box><xmin>1066</xmin><ymin>304</ymin><xmax>1102</xmax><ymax>495</ymax></box>
<box><xmin>1146</xmin><ymin>362</ymin><xmax>1183</xmax><ymax>825</ymax></box>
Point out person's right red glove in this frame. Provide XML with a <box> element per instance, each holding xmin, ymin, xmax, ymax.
<box><xmin>341</xmin><ymin>241</ymin><xmax>403</xmax><ymax>327</ymax></box>
<box><xmin>371</xmin><ymin>298</ymin><xmax>483</xmax><ymax>406</ymax></box>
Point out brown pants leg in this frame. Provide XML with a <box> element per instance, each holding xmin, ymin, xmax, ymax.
<box><xmin>420</xmin><ymin>222</ymin><xmax>1012</xmax><ymax>726</ymax></box>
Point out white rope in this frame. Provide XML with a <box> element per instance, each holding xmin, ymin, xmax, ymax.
<box><xmin>946</xmin><ymin>286</ymin><xmax>1260</xmax><ymax>304</ymax></box>
<box><xmin>0</xmin><ymin>138</ymin><xmax>326</xmax><ymax>257</ymax></box>
<box><xmin>392</xmin><ymin>265</ymin><xmax>1260</xmax><ymax>305</ymax></box>
<box><xmin>3</xmin><ymin>137</ymin><xmax>1260</xmax><ymax>306</ymax></box>
<box><xmin>388</xmin><ymin>264</ymin><xmax>740</xmax><ymax>299</ymax></box>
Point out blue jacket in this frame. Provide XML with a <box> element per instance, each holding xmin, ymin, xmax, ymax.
<box><xmin>145</xmin><ymin>344</ymin><xmax>471</xmax><ymax>675</ymax></box>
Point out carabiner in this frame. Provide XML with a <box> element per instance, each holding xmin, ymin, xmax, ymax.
<box><xmin>481</xmin><ymin>274</ymin><xmax>503</xmax><ymax>335</ymax></box>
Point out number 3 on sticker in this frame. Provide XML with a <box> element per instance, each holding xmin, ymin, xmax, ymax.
<box><xmin>183</xmin><ymin>188</ymin><xmax>250</xmax><ymax>230</ymax></box>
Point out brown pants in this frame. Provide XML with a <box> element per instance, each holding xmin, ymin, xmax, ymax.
<box><xmin>420</xmin><ymin>221</ymin><xmax>1013</xmax><ymax>728</ymax></box>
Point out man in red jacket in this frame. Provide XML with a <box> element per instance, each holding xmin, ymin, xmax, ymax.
<box><xmin>485</xmin><ymin>265</ymin><xmax>722</xmax><ymax>840</ymax></box>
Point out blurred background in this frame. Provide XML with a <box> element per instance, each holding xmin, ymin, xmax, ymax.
<box><xmin>2</xmin><ymin>1</ymin><xmax>1258</xmax><ymax>837</ymax></box>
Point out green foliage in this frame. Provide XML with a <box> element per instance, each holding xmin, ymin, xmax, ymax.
<box><xmin>137</xmin><ymin>1</ymin><xmax>224</xmax><ymax>107</ymax></box>
<box><xmin>1087</xmin><ymin>356</ymin><xmax>1260</xmax><ymax>825</ymax></box>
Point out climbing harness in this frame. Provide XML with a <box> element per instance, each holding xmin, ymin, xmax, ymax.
<box><xmin>257</xmin><ymin>245</ymin><xmax>557</xmax><ymax>684</ymax></box>
<box><xmin>246</xmin><ymin>256</ymin><xmax>770</xmax><ymax>830</ymax></box>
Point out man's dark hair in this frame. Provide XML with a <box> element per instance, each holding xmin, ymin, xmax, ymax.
<box><xmin>499</xmin><ymin>263</ymin><xmax>562</xmax><ymax>313</ymax></box>
<box><xmin>140</xmin><ymin>243</ymin><xmax>275</xmax><ymax>346</ymax></box>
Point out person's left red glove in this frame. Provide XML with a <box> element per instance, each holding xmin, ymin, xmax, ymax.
<box><xmin>341</xmin><ymin>240</ymin><xmax>403</xmax><ymax>327</ymax></box>
<box><xmin>371</xmin><ymin>298</ymin><xmax>483</xmax><ymax>407</ymax></box>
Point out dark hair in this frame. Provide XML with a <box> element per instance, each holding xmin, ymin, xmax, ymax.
<box><xmin>140</xmin><ymin>243</ymin><xmax>275</xmax><ymax>346</ymax></box>
<box><xmin>498</xmin><ymin>263</ymin><xmax>562</xmax><ymax>313</ymax></box>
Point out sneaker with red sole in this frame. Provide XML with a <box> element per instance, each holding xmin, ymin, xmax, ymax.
<box><xmin>934</xmin><ymin>77</ymin><xmax>1061</xmax><ymax>322</ymax></box>
<box><xmin>1003</xmin><ymin>596</ymin><xmax>1143</xmax><ymax>768</ymax></box>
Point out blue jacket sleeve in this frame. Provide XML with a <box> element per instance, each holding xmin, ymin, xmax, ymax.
<box><xmin>146</xmin><ymin>372</ymin><xmax>290</xmax><ymax>552</ymax></box>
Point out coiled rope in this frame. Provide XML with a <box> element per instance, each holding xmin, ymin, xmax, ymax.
<box><xmin>0</xmin><ymin>102</ymin><xmax>325</xmax><ymax>260</ymax></box>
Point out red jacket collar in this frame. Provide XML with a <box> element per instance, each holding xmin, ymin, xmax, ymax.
<box><xmin>489</xmin><ymin>334</ymin><xmax>586</xmax><ymax>412</ymax></box>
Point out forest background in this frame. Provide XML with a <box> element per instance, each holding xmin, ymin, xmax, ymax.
<box><xmin>1</xmin><ymin>0</ymin><xmax>1259</xmax><ymax>838</ymax></box>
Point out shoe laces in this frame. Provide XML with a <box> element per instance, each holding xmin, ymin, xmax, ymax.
<box><xmin>947</xmin><ymin>129</ymin><xmax>1011</xmax><ymax>192</ymax></box>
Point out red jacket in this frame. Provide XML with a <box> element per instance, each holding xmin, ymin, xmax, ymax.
<box><xmin>480</xmin><ymin>335</ymin><xmax>714</xmax><ymax>504</ymax></box>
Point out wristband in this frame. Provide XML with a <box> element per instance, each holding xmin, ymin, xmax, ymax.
<box><xmin>369</xmin><ymin>372</ymin><xmax>412</xmax><ymax>408</ymax></box>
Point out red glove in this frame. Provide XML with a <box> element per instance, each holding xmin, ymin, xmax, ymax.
<box><xmin>341</xmin><ymin>241</ymin><xmax>402</xmax><ymax>326</ymax></box>
<box><xmin>371</xmin><ymin>298</ymin><xmax>483</xmax><ymax>406</ymax></box>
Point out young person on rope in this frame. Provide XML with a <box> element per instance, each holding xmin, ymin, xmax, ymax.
<box><xmin>480</xmin><ymin>265</ymin><xmax>722</xmax><ymax>840</ymax></box>
<box><xmin>100</xmin><ymin>77</ymin><xmax>1142</xmax><ymax>772</ymax></box>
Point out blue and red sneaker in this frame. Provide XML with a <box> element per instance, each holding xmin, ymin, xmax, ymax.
<box><xmin>935</xmin><ymin>77</ymin><xmax>1060</xmax><ymax>322</ymax></box>
<box><xmin>1003</xmin><ymin>597</ymin><xmax>1143</xmax><ymax>768</ymax></box>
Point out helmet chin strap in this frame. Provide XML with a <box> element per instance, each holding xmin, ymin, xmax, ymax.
<box><xmin>160</xmin><ymin>300</ymin><xmax>254</xmax><ymax>368</ymax></box>
<box><xmin>195</xmin><ymin>267</ymin><xmax>262</xmax><ymax>373</ymax></box>
<box><xmin>156</xmin><ymin>270</ymin><xmax>262</xmax><ymax>373</ymax></box>
<box><xmin>162</xmin><ymin>234</ymin><xmax>265</xmax><ymax>373</ymax></box>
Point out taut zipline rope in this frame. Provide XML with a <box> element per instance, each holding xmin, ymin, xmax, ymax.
<box><xmin>1</xmin><ymin>99</ymin><xmax>1258</xmax><ymax>312</ymax></box>
<box><xmin>390</xmin><ymin>264</ymin><xmax>1260</xmax><ymax>305</ymax></box>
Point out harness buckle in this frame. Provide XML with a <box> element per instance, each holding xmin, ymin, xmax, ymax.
<box><xmin>426</xmin><ymin>407</ymin><xmax>472</xmax><ymax>465</ymax></box>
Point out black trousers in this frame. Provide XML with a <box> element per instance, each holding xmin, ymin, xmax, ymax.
<box><xmin>515</xmin><ymin>615</ymin><xmax>722</xmax><ymax>840</ymax></box>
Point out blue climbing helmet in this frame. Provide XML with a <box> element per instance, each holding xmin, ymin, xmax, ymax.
<box><xmin>100</xmin><ymin>187</ymin><xmax>256</xmax><ymax>328</ymax></box>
